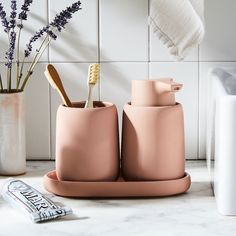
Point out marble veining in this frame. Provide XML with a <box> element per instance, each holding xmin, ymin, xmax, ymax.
<box><xmin>0</xmin><ymin>161</ymin><xmax>235</xmax><ymax>236</ymax></box>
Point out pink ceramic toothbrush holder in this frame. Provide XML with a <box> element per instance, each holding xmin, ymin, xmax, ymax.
<box><xmin>122</xmin><ymin>102</ymin><xmax>185</xmax><ymax>181</ymax></box>
<box><xmin>56</xmin><ymin>101</ymin><xmax>120</xmax><ymax>182</ymax></box>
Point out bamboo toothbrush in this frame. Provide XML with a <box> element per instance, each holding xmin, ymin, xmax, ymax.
<box><xmin>44</xmin><ymin>64</ymin><xmax>72</xmax><ymax>107</ymax></box>
<box><xmin>84</xmin><ymin>63</ymin><xmax>100</xmax><ymax>108</ymax></box>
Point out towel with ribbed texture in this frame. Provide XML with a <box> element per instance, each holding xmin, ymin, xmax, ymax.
<box><xmin>150</xmin><ymin>0</ymin><xmax>205</xmax><ymax>60</ymax></box>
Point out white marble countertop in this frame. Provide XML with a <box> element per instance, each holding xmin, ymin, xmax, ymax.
<box><xmin>0</xmin><ymin>161</ymin><xmax>235</xmax><ymax>236</ymax></box>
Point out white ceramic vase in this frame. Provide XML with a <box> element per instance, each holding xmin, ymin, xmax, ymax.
<box><xmin>0</xmin><ymin>91</ymin><xmax>26</xmax><ymax>175</ymax></box>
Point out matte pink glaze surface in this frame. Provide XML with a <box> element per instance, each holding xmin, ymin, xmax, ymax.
<box><xmin>131</xmin><ymin>79</ymin><xmax>180</xmax><ymax>106</ymax></box>
<box><xmin>56</xmin><ymin>101</ymin><xmax>120</xmax><ymax>181</ymax></box>
<box><xmin>122</xmin><ymin>103</ymin><xmax>185</xmax><ymax>181</ymax></box>
<box><xmin>44</xmin><ymin>170</ymin><xmax>191</xmax><ymax>197</ymax></box>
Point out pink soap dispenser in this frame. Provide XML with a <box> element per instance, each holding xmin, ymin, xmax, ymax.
<box><xmin>122</xmin><ymin>79</ymin><xmax>185</xmax><ymax>181</ymax></box>
<box><xmin>131</xmin><ymin>78</ymin><xmax>182</xmax><ymax>106</ymax></box>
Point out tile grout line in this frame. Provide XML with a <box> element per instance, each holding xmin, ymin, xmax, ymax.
<box><xmin>47</xmin><ymin>0</ymin><xmax>52</xmax><ymax>160</ymax></box>
<box><xmin>197</xmin><ymin>45</ymin><xmax>200</xmax><ymax>160</ymax></box>
<box><xmin>148</xmin><ymin>0</ymin><xmax>150</xmax><ymax>79</ymax></box>
<box><xmin>0</xmin><ymin>60</ymin><xmax>217</xmax><ymax>63</ymax></box>
<box><xmin>98</xmin><ymin>0</ymin><xmax>101</xmax><ymax>101</ymax></box>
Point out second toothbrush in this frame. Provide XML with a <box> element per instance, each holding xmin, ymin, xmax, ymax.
<box><xmin>84</xmin><ymin>63</ymin><xmax>100</xmax><ymax>108</ymax></box>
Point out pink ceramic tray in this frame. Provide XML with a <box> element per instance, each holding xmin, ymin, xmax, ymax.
<box><xmin>44</xmin><ymin>171</ymin><xmax>191</xmax><ymax>198</ymax></box>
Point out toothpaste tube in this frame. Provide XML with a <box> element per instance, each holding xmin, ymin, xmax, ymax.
<box><xmin>0</xmin><ymin>179</ymin><xmax>72</xmax><ymax>223</ymax></box>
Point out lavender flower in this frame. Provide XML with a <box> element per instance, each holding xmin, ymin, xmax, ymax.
<box><xmin>0</xmin><ymin>3</ymin><xmax>9</xmax><ymax>32</ymax></box>
<box><xmin>50</xmin><ymin>1</ymin><xmax>81</xmax><ymax>32</ymax></box>
<box><xmin>5</xmin><ymin>0</ymin><xmax>17</xmax><ymax>69</ymax></box>
<box><xmin>5</xmin><ymin>31</ymin><xmax>16</xmax><ymax>68</ymax></box>
<box><xmin>24</xmin><ymin>1</ymin><xmax>81</xmax><ymax>58</ymax></box>
<box><xmin>9</xmin><ymin>0</ymin><xmax>17</xmax><ymax>29</ymax></box>
<box><xmin>0</xmin><ymin>0</ymin><xmax>83</xmax><ymax>91</ymax></box>
<box><xmin>24</xmin><ymin>26</ymin><xmax>57</xmax><ymax>57</ymax></box>
<box><xmin>18</xmin><ymin>0</ymin><xmax>33</xmax><ymax>29</ymax></box>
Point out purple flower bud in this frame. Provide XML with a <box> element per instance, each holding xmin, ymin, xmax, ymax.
<box><xmin>50</xmin><ymin>2</ymin><xmax>81</xmax><ymax>32</ymax></box>
<box><xmin>9</xmin><ymin>0</ymin><xmax>17</xmax><ymax>29</ymax></box>
<box><xmin>5</xmin><ymin>31</ymin><xmax>16</xmax><ymax>68</ymax></box>
<box><xmin>17</xmin><ymin>23</ymin><xmax>23</xmax><ymax>29</ymax></box>
<box><xmin>18</xmin><ymin>0</ymin><xmax>33</xmax><ymax>24</ymax></box>
<box><xmin>24</xmin><ymin>1</ymin><xmax>81</xmax><ymax>58</ymax></box>
<box><xmin>5</xmin><ymin>0</ymin><xmax>17</xmax><ymax>69</ymax></box>
<box><xmin>0</xmin><ymin>3</ymin><xmax>10</xmax><ymax>33</ymax></box>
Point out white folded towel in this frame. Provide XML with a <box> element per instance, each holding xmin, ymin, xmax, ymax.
<box><xmin>150</xmin><ymin>0</ymin><xmax>205</xmax><ymax>60</ymax></box>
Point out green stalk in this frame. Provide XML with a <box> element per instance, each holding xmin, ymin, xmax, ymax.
<box><xmin>8</xmin><ymin>29</ymin><xmax>16</xmax><ymax>92</ymax></box>
<box><xmin>9</xmin><ymin>69</ymin><xmax>11</xmax><ymax>90</ymax></box>
<box><xmin>30</xmin><ymin>38</ymin><xmax>52</xmax><ymax>72</ymax></box>
<box><xmin>6</xmin><ymin>32</ymin><xmax>10</xmax><ymax>92</ymax></box>
<box><xmin>17</xmin><ymin>33</ymin><xmax>49</xmax><ymax>90</ymax></box>
<box><xmin>17</xmin><ymin>56</ymin><xmax>25</xmax><ymax>90</ymax></box>
<box><xmin>16</xmin><ymin>60</ymin><xmax>20</xmax><ymax>89</ymax></box>
<box><xmin>16</xmin><ymin>21</ymin><xmax>23</xmax><ymax>89</ymax></box>
<box><xmin>20</xmin><ymin>36</ymin><xmax>52</xmax><ymax>91</ymax></box>
<box><xmin>0</xmin><ymin>73</ymin><xmax>3</xmax><ymax>91</ymax></box>
<box><xmin>7</xmin><ymin>68</ymin><xmax>11</xmax><ymax>92</ymax></box>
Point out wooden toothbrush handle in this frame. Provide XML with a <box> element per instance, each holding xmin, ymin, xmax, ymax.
<box><xmin>47</xmin><ymin>64</ymin><xmax>73</xmax><ymax>107</ymax></box>
<box><xmin>58</xmin><ymin>88</ymin><xmax>73</xmax><ymax>107</ymax></box>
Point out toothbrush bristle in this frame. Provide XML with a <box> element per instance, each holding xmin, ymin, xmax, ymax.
<box><xmin>88</xmin><ymin>63</ymin><xmax>99</xmax><ymax>85</ymax></box>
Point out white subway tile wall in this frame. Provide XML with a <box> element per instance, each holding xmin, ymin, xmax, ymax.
<box><xmin>0</xmin><ymin>0</ymin><xmax>234</xmax><ymax>159</ymax></box>
<box><xmin>100</xmin><ymin>0</ymin><xmax>149</xmax><ymax>62</ymax></box>
<box><xmin>24</xmin><ymin>63</ymin><xmax>51</xmax><ymax>159</ymax></box>
<box><xmin>49</xmin><ymin>0</ymin><xmax>99</xmax><ymax>62</ymax></box>
<box><xmin>200</xmin><ymin>0</ymin><xmax>236</xmax><ymax>61</ymax></box>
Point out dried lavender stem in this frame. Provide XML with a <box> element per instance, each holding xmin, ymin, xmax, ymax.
<box><xmin>30</xmin><ymin>37</ymin><xmax>52</xmax><ymax>72</ymax></box>
<box><xmin>0</xmin><ymin>73</ymin><xmax>3</xmax><ymax>91</ymax></box>
<box><xmin>6</xmin><ymin>31</ymin><xmax>10</xmax><ymax>92</ymax></box>
<box><xmin>20</xmin><ymin>36</ymin><xmax>52</xmax><ymax>90</ymax></box>
<box><xmin>5</xmin><ymin>0</ymin><xmax>17</xmax><ymax>92</ymax></box>
<box><xmin>17</xmin><ymin>31</ymin><xmax>50</xmax><ymax>89</ymax></box>
<box><xmin>17</xmin><ymin>33</ymin><xmax>49</xmax><ymax>90</ymax></box>
<box><xmin>7</xmin><ymin>68</ymin><xmax>10</xmax><ymax>92</ymax></box>
<box><xmin>9</xmin><ymin>69</ymin><xmax>12</xmax><ymax>90</ymax></box>
<box><xmin>16</xmin><ymin>56</ymin><xmax>25</xmax><ymax>90</ymax></box>
<box><xmin>5</xmin><ymin>30</ymin><xmax>11</xmax><ymax>90</ymax></box>
<box><xmin>16</xmin><ymin>19</ymin><xmax>23</xmax><ymax>88</ymax></box>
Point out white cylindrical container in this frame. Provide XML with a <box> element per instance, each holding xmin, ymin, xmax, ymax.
<box><xmin>0</xmin><ymin>91</ymin><xmax>26</xmax><ymax>175</ymax></box>
<box><xmin>214</xmin><ymin>96</ymin><xmax>236</xmax><ymax>215</ymax></box>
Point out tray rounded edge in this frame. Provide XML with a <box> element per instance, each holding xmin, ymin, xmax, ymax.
<box><xmin>43</xmin><ymin>171</ymin><xmax>191</xmax><ymax>198</ymax></box>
